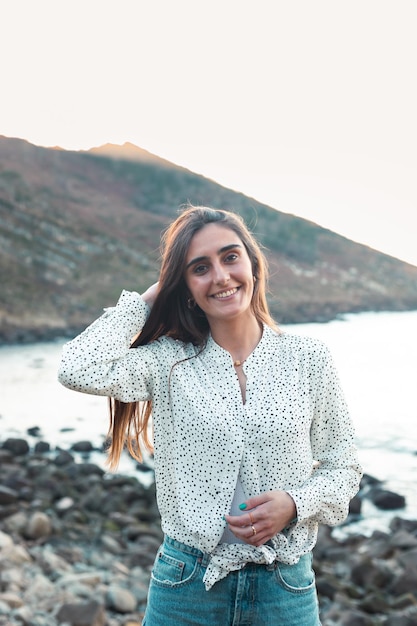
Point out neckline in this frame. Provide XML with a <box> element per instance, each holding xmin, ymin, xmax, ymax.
<box><xmin>205</xmin><ymin>324</ymin><xmax>270</xmax><ymax>365</ymax></box>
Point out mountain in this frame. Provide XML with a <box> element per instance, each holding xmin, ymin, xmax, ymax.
<box><xmin>85</xmin><ymin>141</ymin><xmax>184</xmax><ymax>170</ymax></box>
<box><xmin>1</xmin><ymin>135</ymin><xmax>417</xmax><ymax>343</ymax></box>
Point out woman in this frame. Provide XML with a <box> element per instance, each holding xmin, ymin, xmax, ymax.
<box><xmin>58</xmin><ymin>205</ymin><xmax>362</xmax><ymax>625</ymax></box>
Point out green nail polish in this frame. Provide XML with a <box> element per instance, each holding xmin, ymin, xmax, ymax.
<box><xmin>222</xmin><ymin>515</ymin><xmax>226</xmax><ymax>521</ymax></box>
<box><xmin>239</xmin><ymin>503</ymin><xmax>247</xmax><ymax>510</ymax></box>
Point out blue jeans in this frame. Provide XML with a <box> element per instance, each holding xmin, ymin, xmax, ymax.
<box><xmin>143</xmin><ymin>536</ymin><xmax>321</xmax><ymax>626</ymax></box>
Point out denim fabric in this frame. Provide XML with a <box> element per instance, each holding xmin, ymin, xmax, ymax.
<box><xmin>142</xmin><ymin>536</ymin><xmax>321</xmax><ymax>626</ymax></box>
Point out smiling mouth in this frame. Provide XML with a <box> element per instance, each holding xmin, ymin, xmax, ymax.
<box><xmin>212</xmin><ymin>287</ymin><xmax>239</xmax><ymax>299</ymax></box>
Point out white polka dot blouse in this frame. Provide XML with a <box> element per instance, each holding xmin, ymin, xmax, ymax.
<box><xmin>58</xmin><ymin>290</ymin><xmax>362</xmax><ymax>589</ymax></box>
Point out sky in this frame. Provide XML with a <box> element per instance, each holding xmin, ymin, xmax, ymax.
<box><xmin>1</xmin><ymin>0</ymin><xmax>417</xmax><ymax>266</ymax></box>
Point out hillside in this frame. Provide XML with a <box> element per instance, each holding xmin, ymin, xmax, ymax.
<box><xmin>1</xmin><ymin>135</ymin><xmax>417</xmax><ymax>343</ymax></box>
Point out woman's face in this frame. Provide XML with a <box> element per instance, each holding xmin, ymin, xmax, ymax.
<box><xmin>184</xmin><ymin>223</ymin><xmax>256</xmax><ymax>327</ymax></box>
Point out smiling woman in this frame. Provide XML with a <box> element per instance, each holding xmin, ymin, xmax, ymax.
<box><xmin>58</xmin><ymin>204</ymin><xmax>362</xmax><ymax>625</ymax></box>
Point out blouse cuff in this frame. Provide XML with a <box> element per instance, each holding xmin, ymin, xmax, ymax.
<box><xmin>285</xmin><ymin>489</ymin><xmax>316</xmax><ymax>524</ymax></box>
<box><xmin>106</xmin><ymin>289</ymin><xmax>150</xmax><ymax>316</ymax></box>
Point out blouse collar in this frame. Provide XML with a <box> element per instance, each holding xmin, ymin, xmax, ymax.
<box><xmin>202</xmin><ymin>324</ymin><xmax>281</xmax><ymax>365</ymax></box>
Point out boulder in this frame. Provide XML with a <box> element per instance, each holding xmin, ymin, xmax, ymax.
<box><xmin>1</xmin><ymin>438</ymin><xmax>30</xmax><ymax>456</ymax></box>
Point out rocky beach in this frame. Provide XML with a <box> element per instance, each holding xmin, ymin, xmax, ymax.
<box><xmin>1</xmin><ymin>436</ymin><xmax>417</xmax><ymax>626</ymax></box>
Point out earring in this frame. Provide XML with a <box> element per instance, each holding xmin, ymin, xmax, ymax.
<box><xmin>187</xmin><ymin>297</ymin><xmax>196</xmax><ymax>310</ymax></box>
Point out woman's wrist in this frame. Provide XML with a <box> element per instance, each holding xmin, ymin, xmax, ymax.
<box><xmin>142</xmin><ymin>282</ymin><xmax>159</xmax><ymax>307</ymax></box>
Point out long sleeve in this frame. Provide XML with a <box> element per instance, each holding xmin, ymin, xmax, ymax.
<box><xmin>58</xmin><ymin>290</ymin><xmax>158</xmax><ymax>402</ymax></box>
<box><xmin>287</xmin><ymin>344</ymin><xmax>362</xmax><ymax>526</ymax></box>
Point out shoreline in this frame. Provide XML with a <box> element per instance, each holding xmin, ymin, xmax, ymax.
<box><xmin>1</xmin><ymin>437</ymin><xmax>417</xmax><ymax>625</ymax></box>
<box><xmin>2</xmin><ymin>304</ymin><xmax>417</xmax><ymax>347</ymax></box>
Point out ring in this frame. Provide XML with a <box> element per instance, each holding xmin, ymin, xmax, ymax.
<box><xmin>251</xmin><ymin>525</ymin><xmax>257</xmax><ymax>536</ymax></box>
<box><xmin>249</xmin><ymin>512</ymin><xmax>254</xmax><ymax>524</ymax></box>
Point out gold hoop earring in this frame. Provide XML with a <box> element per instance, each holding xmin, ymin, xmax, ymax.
<box><xmin>187</xmin><ymin>297</ymin><xmax>196</xmax><ymax>310</ymax></box>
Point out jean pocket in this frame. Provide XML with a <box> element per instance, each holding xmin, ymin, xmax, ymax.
<box><xmin>275</xmin><ymin>553</ymin><xmax>316</xmax><ymax>594</ymax></box>
<box><xmin>151</xmin><ymin>547</ymin><xmax>201</xmax><ymax>588</ymax></box>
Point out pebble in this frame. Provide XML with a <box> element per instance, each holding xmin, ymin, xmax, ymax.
<box><xmin>0</xmin><ymin>437</ymin><xmax>416</xmax><ymax>626</ymax></box>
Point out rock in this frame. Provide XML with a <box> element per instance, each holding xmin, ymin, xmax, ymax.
<box><xmin>391</xmin><ymin>594</ymin><xmax>417</xmax><ymax>610</ymax></box>
<box><xmin>55</xmin><ymin>496</ymin><xmax>75</xmax><ymax>513</ymax></box>
<box><xmin>70</xmin><ymin>441</ymin><xmax>94</xmax><ymax>453</ymax></box>
<box><xmin>369</xmin><ymin>488</ymin><xmax>406</xmax><ymax>510</ymax></box>
<box><xmin>358</xmin><ymin>590</ymin><xmax>391</xmax><ymax>614</ymax></box>
<box><xmin>0</xmin><ymin>486</ymin><xmax>18</xmax><ymax>505</ymax></box>
<box><xmin>108</xmin><ymin>512</ymin><xmax>137</xmax><ymax>528</ymax></box>
<box><xmin>135</xmin><ymin>462</ymin><xmax>154</xmax><ymax>473</ymax></box>
<box><xmin>390</xmin><ymin>517</ymin><xmax>417</xmax><ymax>534</ymax></box>
<box><xmin>0</xmin><ymin>448</ymin><xmax>13</xmax><ymax>463</ymax></box>
<box><xmin>338</xmin><ymin>610</ymin><xmax>376</xmax><ymax>625</ymax></box>
<box><xmin>13</xmin><ymin>605</ymin><xmax>33</xmax><ymax>625</ymax></box>
<box><xmin>316</xmin><ymin>574</ymin><xmax>340</xmax><ymax>599</ymax></box>
<box><xmin>360</xmin><ymin>473</ymin><xmax>383</xmax><ymax>488</ymax></box>
<box><xmin>34</xmin><ymin>440</ymin><xmax>51</xmax><ymax>453</ymax></box>
<box><xmin>27</xmin><ymin>426</ymin><xmax>42</xmax><ymax>437</ymax></box>
<box><xmin>4</xmin><ymin>442</ymin><xmax>417</xmax><ymax>626</ymax></box>
<box><xmin>75</xmin><ymin>462</ymin><xmax>105</xmax><ymax>477</ymax></box>
<box><xmin>384</xmin><ymin>610</ymin><xmax>417</xmax><ymax>626</ymax></box>
<box><xmin>1</xmin><ymin>543</ymin><xmax>32</xmax><ymax>564</ymax></box>
<box><xmin>106</xmin><ymin>586</ymin><xmax>137</xmax><ymax>613</ymax></box>
<box><xmin>100</xmin><ymin>534</ymin><xmax>123</xmax><ymax>554</ymax></box>
<box><xmin>31</xmin><ymin>545</ymin><xmax>73</xmax><ymax>576</ymax></box>
<box><xmin>2</xmin><ymin>511</ymin><xmax>28</xmax><ymax>534</ymax></box>
<box><xmin>0</xmin><ymin>600</ymin><xmax>10</xmax><ymax>615</ymax></box>
<box><xmin>349</xmin><ymin>494</ymin><xmax>362</xmax><ymax>515</ymax></box>
<box><xmin>56</xmin><ymin>600</ymin><xmax>106</xmax><ymax>626</ymax></box>
<box><xmin>56</xmin><ymin>571</ymin><xmax>106</xmax><ymax>589</ymax></box>
<box><xmin>0</xmin><ymin>591</ymin><xmax>24</xmax><ymax>608</ymax></box>
<box><xmin>0</xmin><ymin>530</ymin><xmax>13</xmax><ymax>548</ymax></box>
<box><xmin>356</xmin><ymin>531</ymin><xmax>394</xmax><ymax>560</ymax></box>
<box><xmin>390</xmin><ymin>529</ymin><xmax>417</xmax><ymax>549</ymax></box>
<box><xmin>398</xmin><ymin>548</ymin><xmax>417</xmax><ymax>570</ymax></box>
<box><xmin>53</xmin><ymin>449</ymin><xmax>74</xmax><ymax>466</ymax></box>
<box><xmin>390</xmin><ymin>564</ymin><xmax>417</xmax><ymax>595</ymax></box>
<box><xmin>350</xmin><ymin>556</ymin><xmax>394</xmax><ymax>589</ymax></box>
<box><xmin>0</xmin><ymin>443</ymin><xmax>156</xmax><ymax>624</ymax></box>
<box><xmin>1</xmin><ymin>438</ymin><xmax>30</xmax><ymax>456</ymax></box>
<box><xmin>25</xmin><ymin>511</ymin><xmax>52</xmax><ymax>539</ymax></box>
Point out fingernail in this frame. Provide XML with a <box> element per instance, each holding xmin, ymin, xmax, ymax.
<box><xmin>239</xmin><ymin>503</ymin><xmax>247</xmax><ymax>510</ymax></box>
<box><xmin>222</xmin><ymin>515</ymin><xmax>227</xmax><ymax>521</ymax></box>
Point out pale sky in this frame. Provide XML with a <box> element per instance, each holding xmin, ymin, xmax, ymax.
<box><xmin>1</xmin><ymin>0</ymin><xmax>417</xmax><ymax>266</ymax></box>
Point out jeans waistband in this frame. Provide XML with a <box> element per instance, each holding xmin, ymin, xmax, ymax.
<box><xmin>164</xmin><ymin>535</ymin><xmax>212</xmax><ymax>567</ymax></box>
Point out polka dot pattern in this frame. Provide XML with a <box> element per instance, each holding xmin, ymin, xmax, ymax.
<box><xmin>58</xmin><ymin>290</ymin><xmax>362</xmax><ymax>586</ymax></box>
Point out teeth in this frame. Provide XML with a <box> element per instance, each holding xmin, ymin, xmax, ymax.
<box><xmin>214</xmin><ymin>288</ymin><xmax>237</xmax><ymax>299</ymax></box>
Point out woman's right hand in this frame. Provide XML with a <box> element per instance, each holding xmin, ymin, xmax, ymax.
<box><xmin>141</xmin><ymin>282</ymin><xmax>159</xmax><ymax>307</ymax></box>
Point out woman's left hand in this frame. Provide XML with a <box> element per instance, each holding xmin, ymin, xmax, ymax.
<box><xmin>224</xmin><ymin>491</ymin><xmax>297</xmax><ymax>547</ymax></box>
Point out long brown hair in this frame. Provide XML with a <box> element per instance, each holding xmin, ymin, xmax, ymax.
<box><xmin>107</xmin><ymin>205</ymin><xmax>277</xmax><ymax>469</ymax></box>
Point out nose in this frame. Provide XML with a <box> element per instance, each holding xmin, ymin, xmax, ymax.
<box><xmin>213</xmin><ymin>263</ymin><xmax>229</xmax><ymax>285</ymax></box>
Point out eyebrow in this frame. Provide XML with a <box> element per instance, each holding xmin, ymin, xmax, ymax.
<box><xmin>185</xmin><ymin>243</ymin><xmax>242</xmax><ymax>270</ymax></box>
